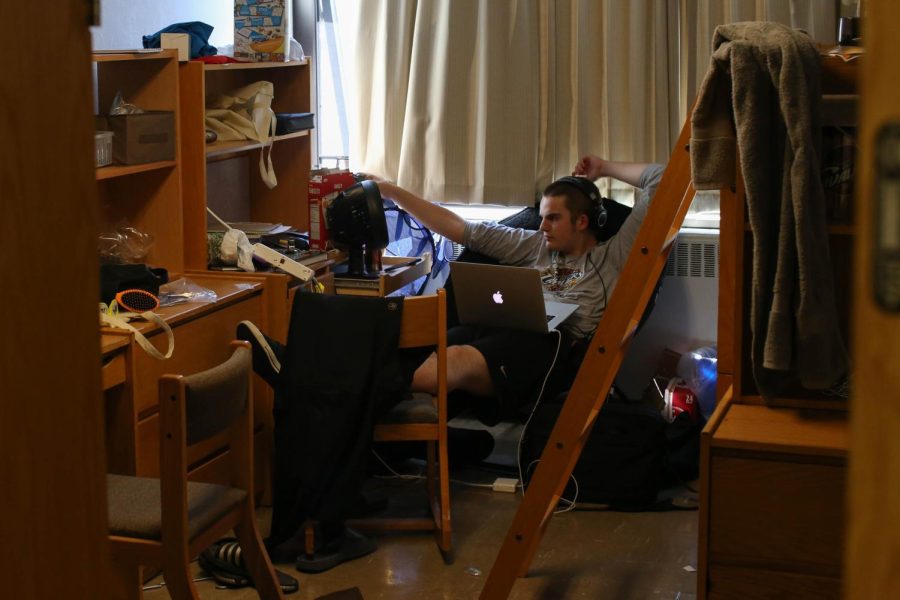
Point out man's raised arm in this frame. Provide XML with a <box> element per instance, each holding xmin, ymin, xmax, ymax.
<box><xmin>377</xmin><ymin>181</ymin><xmax>467</xmax><ymax>244</ymax></box>
<box><xmin>573</xmin><ymin>156</ymin><xmax>652</xmax><ymax>188</ymax></box>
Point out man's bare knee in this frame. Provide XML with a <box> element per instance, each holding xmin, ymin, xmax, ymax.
<box><xmin>411</xmin><ymin>352</ymin><xmax>438</xmax><ymax>394</ymax></box>
<box><xmin>447</xmin><ymin>345</ymin><xmax>494</xmax><ymax>396</ymax></box>
<box><xmin>411</xmin><ymin>345</ymin><xmax>494</xmax><ymax>397</ymax></box>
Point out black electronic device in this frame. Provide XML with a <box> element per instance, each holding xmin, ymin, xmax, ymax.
<box><xmin>274</xmin><ymin>112</ymin><xmax>315</xmax><ymax>136</ymax></box>
<box><xmin>326</xmin><ymin>180</ymin><xmax>389</xmax><ymax>278</ymax></box>
<box><xmin>259</xmin><ymin>230</ymin><xmax>309</xmax><ymax>252</ymax></box>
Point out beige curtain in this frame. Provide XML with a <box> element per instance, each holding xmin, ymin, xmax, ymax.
<box><xmin>350</xmin><ymin>0</ymin><xmax>542</xmax><ymax>205</ymax></box>
<box><xmin>347</xmin><ymin>0</ymin><xmax>837</xmax><ymax>206</ymax></box>
<box><xmin>543</xmin><ymin>1</ymin><xmax>678</xmax><ymax>201</ymax></box>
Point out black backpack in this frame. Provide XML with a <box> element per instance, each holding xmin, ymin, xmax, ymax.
<box><xmin>521</xmin><ymin>391</ymin><xmax>702</xmax><ymax>510</ymax></box>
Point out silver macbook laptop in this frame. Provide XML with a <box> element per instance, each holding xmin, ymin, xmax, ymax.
<box><xmin>450</xmin><ymin>262</ymin><xmax>578</xmax><ymax>333</ymax></box>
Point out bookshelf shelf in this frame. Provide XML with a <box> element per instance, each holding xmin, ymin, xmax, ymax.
<box><xmin>205</xmin><ymin>130</ymin><xmax>309</xmax><ymax>161</ymax></box>
<box><xmin>95</xmin><ymin>160</ymin><xmax>177</xmax><ymax>181</ymax></box>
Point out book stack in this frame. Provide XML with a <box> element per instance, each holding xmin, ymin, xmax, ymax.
<box><xmin>333</xmin><ymin>253</ymin><xmax>432</xmax><ymax>297</ymax></box>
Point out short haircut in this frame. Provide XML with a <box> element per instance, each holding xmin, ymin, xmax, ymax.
<box><xmin>542</xmin><ymin>180</ymin><xmax>597</xmax><ymax>237</ymax></box>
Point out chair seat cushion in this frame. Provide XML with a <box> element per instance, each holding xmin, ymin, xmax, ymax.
<box><xmin>378</xmin><ymin>393</ymin><xmax>438</xmax><ymax>424</ymax></box>
<box><xmin>107</xmin><ymin>473</ymin><xmax>246</xmax><ymax>541</ymax></box>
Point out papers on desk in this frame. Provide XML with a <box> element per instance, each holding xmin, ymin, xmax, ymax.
<box><xmin>207</xmin><ymin>222</ymin><xmax>293</xmax><ymax>236</ymax></box>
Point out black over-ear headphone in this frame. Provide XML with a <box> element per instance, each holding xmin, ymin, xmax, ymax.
<box><xmin>554</xmin><ymin>176</ymin><xmax>608</xmax><ymax>230</ymax></box>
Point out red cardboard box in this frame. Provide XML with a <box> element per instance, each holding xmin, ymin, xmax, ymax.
<box><xmin>308</xmin><ymin>169</ymin><xmax>357</xmax><ymax>250</ymax></box>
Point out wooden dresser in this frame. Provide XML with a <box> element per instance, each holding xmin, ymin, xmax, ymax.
<box><xmin>697</xmin><ymin>50</ymin><xmax>858</xmax><ymax>598</ymax></box>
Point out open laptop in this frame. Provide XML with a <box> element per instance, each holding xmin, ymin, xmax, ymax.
<box><xmin>450</xmin><ymin>262</ymin><xmax>578</xmax><ymax>333</ymax></box>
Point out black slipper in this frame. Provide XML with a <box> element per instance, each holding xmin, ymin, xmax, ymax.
<box><xmin>294</xmin><ymin>527</ymin><xmax>377</xmax><ymax>574</ymax></box>
<box><xmin>199</xmin><ymin>538</ymin><xmax>300</xmax><ymax>594</ymax></box>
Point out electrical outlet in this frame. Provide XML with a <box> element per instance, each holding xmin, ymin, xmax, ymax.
<box><xmin>492</xmin><ymin>477</ymin><xmax>518</xmax><ymax>493</ymax></box>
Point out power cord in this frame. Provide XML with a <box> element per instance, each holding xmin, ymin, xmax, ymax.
<box><xmin>371</xmin><ymin>449</ymin><xmax>494</xmax><ymax>489</ymax></box>
<box><xmin>383</xmin><ymin>205</ymin><xmax>438</xmax><ymax>296</ymax></box>
<box><xmin>524</xmin><ymin>459</ymin><xmax>580</xmax><ymax>513</ymax></box>
<box><xmin>515</xmin><ymin>329</ymin><xmax>562</xmax><ymax>489</ymax></box>
<box><xmin>586</xmin><ymin>250</ymin><xmax>609</xmax><ymax>319</ymax></box>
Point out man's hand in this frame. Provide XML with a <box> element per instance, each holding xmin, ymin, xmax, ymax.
<box><xmin>356</xmin><ymin>172</ymin><xmax>391</xmax><ymax>185</ymax></box>
<box><xmin>573</xmin><ymin>155</ymin><xmax>606</xmax><ymax>180</ymax></box>
<box><xmin>574</xmin><ymin>156</ymin><xmax>651</xmax><ymax>188</ymax></box>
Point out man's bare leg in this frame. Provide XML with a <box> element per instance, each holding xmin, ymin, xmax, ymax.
<box><xmin>411</xmin><ymin>345</ymin><xmax>494</xmax><ymax>397</ymax></box>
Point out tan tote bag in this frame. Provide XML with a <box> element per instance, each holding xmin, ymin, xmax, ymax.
<box><xmin>206</xmin><ymin>81</ymin><xmax>278</xmax><ymax>188</ymax></box>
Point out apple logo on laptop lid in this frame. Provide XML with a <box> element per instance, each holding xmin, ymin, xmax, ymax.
<box><xmin>492</xmin><ymin>291</ymin><xmax>504</xmax><ymax>304</ymax></box>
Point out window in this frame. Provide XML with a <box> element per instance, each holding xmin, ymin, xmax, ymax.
<box><xmin>315</xmin><ymin>0</ymin><xmax>358</xmax><ymax>167</ymax></box>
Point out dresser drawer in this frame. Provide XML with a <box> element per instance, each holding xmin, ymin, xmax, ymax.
<box><xmin>709</xmin><ymin>455</ymin><xmax>845</xmax><ymax>576</ymax></box>
<box><xmin>708</xmin><ymin>564</ymin><xmax>840</xmax><ymax>600</ymax></box>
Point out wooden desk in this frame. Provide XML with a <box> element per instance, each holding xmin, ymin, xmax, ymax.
<box><xmin>101</xmin><ymin>275</ymin><xmax>269</xmax><ymax>490</ymax></box>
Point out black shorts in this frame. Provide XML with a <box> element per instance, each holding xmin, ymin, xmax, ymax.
<box><xmin>448</xmin><ymin>325</ymin><xmax>575</xmax><ymax>416</ymax></box>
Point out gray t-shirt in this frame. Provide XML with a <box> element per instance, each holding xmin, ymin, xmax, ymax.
<box><xmin>461</xmin><ymin>164</ymin><xmax>666</xmax><ymax>339</ymax></box>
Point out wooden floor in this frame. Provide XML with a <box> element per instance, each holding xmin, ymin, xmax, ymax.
<box><xmin>141</xmin><ymin>423</ymin><xmax>699</xmax><ymax>600</ymax></box>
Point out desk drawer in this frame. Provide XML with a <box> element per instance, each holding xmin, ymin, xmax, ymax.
<box><xmin>709</xmin><ymin>455</ymin><xmax>845</xmax><ymax>576</ymax></box>
<box><xmin>708</xmin><ymin>564</ymin><xmax>840</xmax><ymax>600</ymax></box>
<box><xmin>131</xmin><ymin>295</ymin><xmax>263</xmax><ymax>415</ymax></box>
<box><xmin>101</xmin><ymin>351</ymin><xmax>127</xmax><ymax>390</ymax></box>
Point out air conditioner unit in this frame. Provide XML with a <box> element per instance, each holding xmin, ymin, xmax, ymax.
<box><xmin>617</xmin><ymin>228</ymin><xmax>720</xmax><ymax>400</ymax></box>
<box><xmin>664</xmin><ymin>228</ymin><xmax>720</xmax><ymax>279</ymax></box>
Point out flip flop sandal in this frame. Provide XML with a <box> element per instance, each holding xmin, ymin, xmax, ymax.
<box><xmin>199</xmin><ymin>538</ymin><xmax>300</xmax><ymax>594</ymax></box>
<box><xmin>198</xmin><ymin>542</ymin><xmax>250</xmax><ymax>589</ymax></box>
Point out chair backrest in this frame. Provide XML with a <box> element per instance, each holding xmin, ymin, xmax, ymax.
<box><xmin>397</xmin><ymin>289</ymin><xmax>447</xmax><ymax>407</ymax></box>
<box><xmin>181</xmin><ymin>345</ymin><xmax>252</xmax><ymax>445</ymax></box>
<box><xmin>397</xmin><ymin>288</ymin><xmax>447</xmax><ymax>349</ymax></box>
<box><xmin>158</xmin><ymin>341</ymin><xmax>254</xmax><ymax>503</ymax></box>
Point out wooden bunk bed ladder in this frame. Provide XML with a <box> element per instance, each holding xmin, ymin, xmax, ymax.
<box><xmin>480</xmin><ymin>116</ymin><xmax>697</xmax><ymax>599</ymax></box>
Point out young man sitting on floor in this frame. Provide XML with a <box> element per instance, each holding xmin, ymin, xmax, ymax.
<box><xmin>373</xmin><ymin>156</ymin><xmax>666</xmax><ymax>418</ymax></box>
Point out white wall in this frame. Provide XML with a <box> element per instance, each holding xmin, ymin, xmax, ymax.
<box><xmin>615</xmin><ymin>229</ymin><xmax>720</xmax><ymax>401</ymax></box>
<box><xmin>91</xmin><ymin>0</ymin><xmax>233</xmax><ymax>50</ymax></box>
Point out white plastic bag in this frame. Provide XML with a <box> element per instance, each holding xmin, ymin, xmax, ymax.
<box><xmin>205</xmin><ymin>81</ymin><xmax>277</xmax><ymax>188</ymax></box>
<box><xmin>219</xmin><ymin>228</ymin><xmax>257</xmax><ymax>272</ymax></box>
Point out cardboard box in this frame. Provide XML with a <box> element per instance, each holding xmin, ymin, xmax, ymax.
<box><xmin>308</xmin><ymin>169</ymin><xmax>357</xmax><ymax>250</ymax></box>
<box><xmin>235</xmin><ymin>0</ymin><xmax>291</xmax><ymax>62</ymax></box>
<box><xmin>160</xmin><ymin>33</ymin><xmax>189</xmax><ymax>62</ymax></box>
<box><xmin>100</xmin><ymin>112</ymin><xmax>175</xmax><ymax>165</ymax></box>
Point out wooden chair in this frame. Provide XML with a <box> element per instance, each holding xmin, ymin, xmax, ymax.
<box><xmin>348</xmin><ymin>288</ymin><xmax>452</xmax><ymax>557</ymax></box>
<box><xmin>106</xmin><ymin>341</ymin><xmax>283</xmax><ymax>599</ymax></box>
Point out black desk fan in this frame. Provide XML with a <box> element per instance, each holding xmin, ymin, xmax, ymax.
<box><xmin>327</xmin><ymin>180</ymin><xmax>390</xmax><ymax>278</ymax></box>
